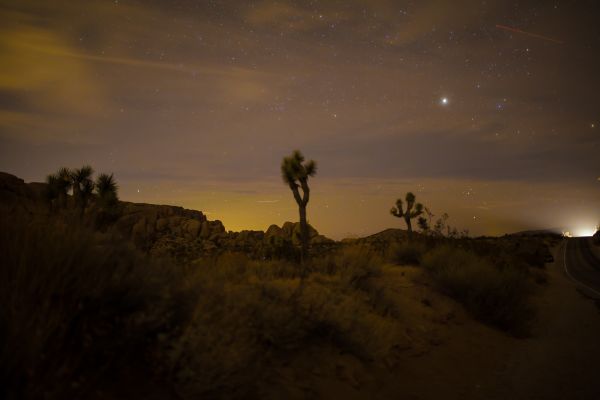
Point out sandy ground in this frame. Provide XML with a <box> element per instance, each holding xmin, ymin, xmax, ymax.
<box><xmin>262</xmin><ymin>241</ymin><xmax>600</xmax><ymax>399</ymax></box>
<box><xmin>478</xmin><ymin>240</ymin><xmax>600</xmax><ymax>400</ymax></box>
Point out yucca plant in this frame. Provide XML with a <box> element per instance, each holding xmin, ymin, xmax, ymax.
<box><xmin>281</xmin><ymin>150</ymin><xmax>317</xmax><ymax>265</ymax></box>
<box><xmin>45</xmin><ymin>167</ymin><xmax>72</xmax><ymax>209</ymax></box>
<box><xmin>70</xmin><ymin>165</ymin><xmax>94</xmax><ymax>214</ymax></box>
<box><xmin>95</xmin><ymin>173</ymin><xmax>118</xmax><ymax>207</ymax></box>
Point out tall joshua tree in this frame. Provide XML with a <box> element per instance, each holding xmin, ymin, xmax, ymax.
<box><xmin>390</xmin><ymin>192</ymin><xmax>424</xmax><ymax>236</ymax></box>
<box><xmin>281</xmin><ymin>150</ymin><xmax>317</xmax><ymax>264</ymax></box>
<box><xmin>70</xmin><ymin>165</ymin><xmax>94</xmax><ymax>213</ymax></box>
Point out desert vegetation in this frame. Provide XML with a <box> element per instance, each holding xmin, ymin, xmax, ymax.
<box><xmin>281</xmin><ymin>150</ymin><xmax>317</xmax><ymax>266</ymax></box>
<box><xmin>390</xmin><ymin>192</ymin><xmax>424</xmax><ymax>236</ymax></box>
<box><xmin>44</xmin><ymin>166</ymin><xmax>120</xmax><ymax>228</ymax></box>
<box><xmin>0</xmin><ymin>164</ymin><xmax>555</xmax><ymax>399</ymax></box>
<box><xmin>0</xmin><ymin>212</ymin><xmax>550</xmax><ymax>399</ymax></box>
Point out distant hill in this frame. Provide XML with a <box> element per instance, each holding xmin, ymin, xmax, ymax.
<box><xmin>508</xmin><ymin>228</ymin><xmax>564</xmax><ymax>237</ymax></box>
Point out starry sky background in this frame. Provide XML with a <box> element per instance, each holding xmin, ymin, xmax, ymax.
<box><xmin>1</xmin><ymin>0</ymin><xmax>599</xmax><ymax>238</ymax></box>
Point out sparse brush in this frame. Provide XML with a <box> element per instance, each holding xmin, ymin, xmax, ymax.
<box><xmin>421</xmin><ymin>245</ymin><xmax>535</xmax><ymax>336</ymax></box>
<box><xmin>0</xmin><ymin>214</ymin><xmax>183</xmax><ymax>400</ymax></box>
<box><xmin>387</xmin><ymin>241</ymin><xmax>428</xmax><ymax>265</ymax></box>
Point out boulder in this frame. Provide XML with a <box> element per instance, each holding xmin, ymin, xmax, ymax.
<box><xmin>265</xmin><ymin>224</ymin><xmax>283</xmax><ymax>238</ymax></box>
<box><xmin>184</xmin><ymin>219</ymin><xmax>201</xmax><ymax>238</ymax></box>
<box><xmin>200</xmin><ymin>221</ymin><xmax>211</xmax><ymax>239</ymax></box>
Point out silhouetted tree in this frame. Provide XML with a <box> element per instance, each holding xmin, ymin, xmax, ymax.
<box><xmin>44</xmin><ymin>173</ymin><xmax>60</xmax><ymax>212</ymax></box>
<box><xmin>46</xmin><ymin>167</ymin><xmax>72</xmax><ymax>209</ymax></box>
<box><xmin>390</xmin><ymin>192</ymin><xmax>423</xmax><ymax>236</ymax></box>
<box><xmin>281</xmin><ymin>150</ymin><xmax>317</xmax><ymax>265</ymax></box>
<box><xmin>95</xmin><ymin>173</ymin><xmax>119</xmax><ymax>226</ymax></box>
<box><xmin>95</xmin><ymin>173</ymin><xmax>118</xmax><ymax>208</ymax></box>
<box><xmin>70</xmin><ymin>165</ymin><xmax>94</xmax><ymax>214</ymax></box>
<box><xmin>417</xmin><ymin>216</ymin><xmax>429</xmax><ymax>232</ymax></box>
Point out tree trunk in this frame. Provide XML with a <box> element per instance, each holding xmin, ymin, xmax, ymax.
<box><xmin>299</xmin><ymin>204</ymin><xmax>308</xmax><ymax>268</ymax></box>
<box><xmin>405</xmin><ymin>215</ymin><xmax>413</xmax><ymax>237</ymax></box>
<box><xmin>72</xmin><ymin>184</ymin><xmax>80</xmax><ymax>208</ymax></box>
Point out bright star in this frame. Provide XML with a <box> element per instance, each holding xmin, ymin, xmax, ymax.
<box><xmin>440</xmin><ymin>97</ymin><xmax>449</xmax><ymax>105</ymax></box>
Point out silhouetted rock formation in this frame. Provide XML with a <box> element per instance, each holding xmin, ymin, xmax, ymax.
<box><xmin>0</xmin><ymin>171</ymin><xmax>335</xmax><ymax>263</ymax></box>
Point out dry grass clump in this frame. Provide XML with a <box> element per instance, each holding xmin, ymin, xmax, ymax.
<box><xmin>386</xmin><ymin>240</ymin><xmax>429</xmax><ymax>265</ymax></box>
<box><xmin>0</xmin><ymin>215</ymin><xmax>185</xmax><ymax>400</ymax></box>
<box><xmin>421</xmin><ymin>245</ymin><xmax>535</xmax><ymax>336</ymax></box>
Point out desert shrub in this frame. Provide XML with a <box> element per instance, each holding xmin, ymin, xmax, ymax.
<box><xmin>387</xmin><ymin>240</ymin><xmax>428</xmax><ymax>265</ymax></box>
<box><xmin>311</xmin><ymin>245</ymin><xmax>383</xmax><ymax>288</ymax></box>
<box><xmin>161</xmin><ymin>247</ymin><xmax>407</xmax><ymax>398</ymax></box>
<box><xmin>0</xmin><ymin>215</ymin><xmax>184</xmax><ymax>400</ymax></box>
<box><xmin>421</xmin><ymin>245</ymin><xmax>534</xmax><ymax>336</ymax></box>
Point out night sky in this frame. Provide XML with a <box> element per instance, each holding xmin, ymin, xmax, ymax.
<box><xmin>1</xmin><ymin>0</ymin><xmax>599</xmax><ymax>238</ymax></box>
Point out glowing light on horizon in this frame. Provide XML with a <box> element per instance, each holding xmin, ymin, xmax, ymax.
<box><xmin>572</xmin><ymin>227</ymin><xmax>596</xmax><ymax>237</ymax></box>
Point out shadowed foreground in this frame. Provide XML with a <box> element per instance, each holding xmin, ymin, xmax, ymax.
<box><xmin>3</xmin><ymin>172</ymin><xmax>600</xmax><ymax>399</ymax></box>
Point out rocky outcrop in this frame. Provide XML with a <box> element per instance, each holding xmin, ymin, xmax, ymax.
<box><xmin>593</xmin><ymin>230</ymin><xmax>600</xmax><ymax>246</ymax></box>
<box><xmin>0</xmin><ymin>171</ymin><xmax>336</xmax><ymax>263</ymax></box>
<box><xmin>0</xmin><ymin>172</ymin><xmax>47</xmax><ymax>216</ymax></box>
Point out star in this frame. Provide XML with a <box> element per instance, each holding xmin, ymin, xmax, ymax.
<box><xmin>440</xmin><ymin>97</ymin><xmax>449</xmax><ymax>105</ymax></box>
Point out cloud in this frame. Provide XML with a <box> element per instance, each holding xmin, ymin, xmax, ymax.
<box><xmin>0</xmin><ymin>23</ymin><xmax>107</xmax><ymax>141</ymax></box>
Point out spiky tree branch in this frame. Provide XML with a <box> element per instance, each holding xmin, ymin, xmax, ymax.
<box><xmin>390</xmin><ymin>192</ymin><xmax>424</xmax><ymax>236</ymax></box>
<box><xmin>281</xmin><ymin>150</ymin><xmax>317</xmax><ymax>267</ymax></box>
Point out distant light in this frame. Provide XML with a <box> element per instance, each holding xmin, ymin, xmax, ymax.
<box><xmin>440</xmin><ymin>97</ymin><xmax>449</xmax><ymax>105</ymax></box>
<box><xmin>572</xmin><ymin>227</ymin><xmax>596</xmax><ymax>237</ymax></box>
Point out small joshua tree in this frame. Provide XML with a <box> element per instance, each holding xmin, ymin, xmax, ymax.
<box><xmin>95</xmin><ymin>173</ymin><xmax>119</xmax><ymax>208</ymax></box>
<box><xmin>45</xmin><ymin>167</ymin><xmax>72</xmax><ymax>209</ymax></box>
<box><xmin>281</xmin><ymin>150</ymin><xmax>317</xmax><ymax>265</ymax></box>
<box><xmin>95</xmin><ymin>173</ymin><xmax>119</xmax><ymax>226</ymax></box>
<box><xmin>70</xmin><ymin>165</ymin><xmax>94</xmax><ymax>214</ymax></box>
<box><xmin>390</xmin><ymin>192</ymin><xmax>423</xmax><ymax>236</ymax></box>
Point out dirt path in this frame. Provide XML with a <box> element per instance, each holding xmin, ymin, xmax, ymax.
<box><xmin>478</xmin><ymin>240</ymin><xmax>600</xmax><ymax>400</ymax></box>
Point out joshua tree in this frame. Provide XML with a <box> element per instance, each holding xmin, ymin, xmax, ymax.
<box><xmin>95</xmin><ymin>173</ymin><xmax>119</xmax><ymax>208</ymax></box>
<box><xmin>281</xmin><ymin>150</ymin><xmax>317</xmax><ymax>265</ymax></box>
<box><xmin>79</xmin><ymin>177</ymin><xmax>95</xmax><ymax>217</ymax></box>
<box><xmin>95</xmin><ymin>173</ymin><xmax>119</xmax><ymax>226</ymax></box>
<box><xmin>70</xmin><ymin>165</ymin><xmax>94</xmax><ymax>213</ymax></box>
<box><xmin>390</xmin><ymin>192</ymin><xmax>424</xmax><ymax>236</ymax></box>
<box><xmin>45</xmin><ymin>167</ymin><xmax>72</xmax><ymax>209</ymax></box>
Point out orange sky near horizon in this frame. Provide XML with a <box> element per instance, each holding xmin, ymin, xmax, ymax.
<box><xmin>1</xmin><ymin>0</ymin><xmax>599</xmax><ymax>238</ymax></box>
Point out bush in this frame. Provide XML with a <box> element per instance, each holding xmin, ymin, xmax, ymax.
<box><xmin>421</xmin><ymin>245</ymin><xmax>534</xmax><ymax>336</ymax></box>
<box><xmin>0</xmin><ymin>215</ymin><xmax>184</xmax><ymax>400</ymax></box>
<box><xmin>387</xmin><ymin>241</ymin><xmax>428</xmax><ymax>265</ymax></box>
